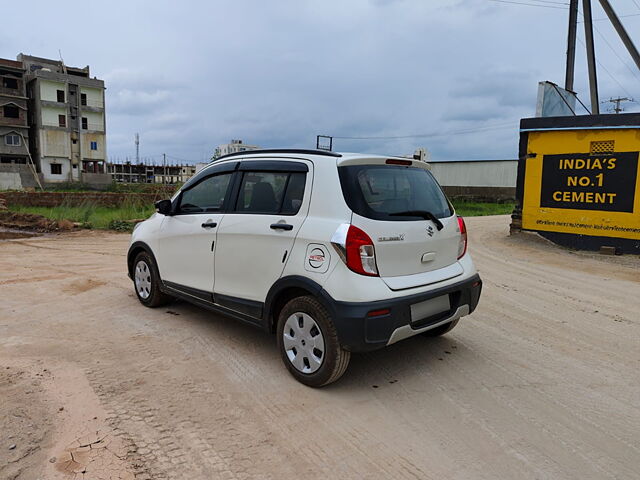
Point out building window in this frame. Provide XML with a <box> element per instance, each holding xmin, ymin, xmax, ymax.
<box><xmin>3</xmin><ymin>105</ymin><xmax>19</xmax><ymax>118</ymax></box>
<box><xmin>58</xmin><ymin>114</ymin><xmax>66</xmax><ymax>127</ymax></box>
<box><xmin>91</xmin><ymin>141</ymin><xmax>97</xmax><ymax>150</ymax></box>
<box><xmin>1</xmin><ymin>156</ymin><xmax>26</xmax><ymax>164</ymax></box>
<box><xmin>80</xmin><ymin>93</ymin><xmax>87</xmax><ymax>106</ymax></box>
<box><xmin>4</xmin><ymin>134</ymin><xmax>21</xmax><ymax>146</ymax></box>
<box><xmin>57</xmin><ymin>89</ymin><xmax>65</xmax><ymax>102</ymax></box>
<box><xmin>50</xmin><ymin>163</ymin><xmax>62</xmax><ymax>175</ymax></box>
<box><xmin>72</xmin><ymin>139</ymin><xmax>77</xmax><ymax>144</ymax></box>
<box><xmin>81</xmin><ymin>117</ymin><xmax>88</xmax><ymax>129</ymax></box>
<box><xmin>2</xmin><ymin>77</ymin><xmax>18</xmax><ymax>89</ymax></box>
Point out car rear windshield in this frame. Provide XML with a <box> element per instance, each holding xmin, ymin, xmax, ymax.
<box><xmin>338</xmin><ymin>164</ymin><xmax>452</xmax><ymax>221</ymax></box>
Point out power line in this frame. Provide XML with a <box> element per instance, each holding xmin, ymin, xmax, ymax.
<box><xmin>166</xmin><ymin>154</ymin><xmax>194</xmax><ymax>163</ymax></box>
<box><xmin>332</xmin><ymin>121</ymin><xmax>517</xmax><ymax>141</ymax></box>
<box><xmin>576</xmin><ymin>35</ymin><xmax>639</xmax><ymax>100</ymax></box>
<box><xmin>576</xmin><ymin>13</ymin><xmax>640</xmax><ymax>21</ymax></box>
<box><xmin>487</xmin><ymin>0</ymin><xmax>568</xmax><ymax>9</ymax></box>
<box><xmin>577</xmin><ymin>8</ymin><xmax>640</xmax><ymax>83</ymax></box>
<box><xmin>592</xmin><ymin>20</ymin><xmax>640</xmax><ymax>83</ymax></box>
<box><xmin>528</xmin><ymin>0</ymin><xmax>569</xmax><ymax>4</ymax></box>
<box><xmin>601</xmin><ymin>96</ymin><xmax>634</xmax><ymax>113</ymax></box>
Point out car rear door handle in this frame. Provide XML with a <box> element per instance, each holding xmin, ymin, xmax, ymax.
<box><xmin>201</xmin><ymin>221</ymin><xmax>217</xmax><ymax>229</ymax></box>
<box><xmin>270</xmin><ymin>223</ymin><xmax>293</xmax><ymax>231</ymax></box>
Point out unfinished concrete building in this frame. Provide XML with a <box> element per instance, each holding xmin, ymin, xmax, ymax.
<box><xmin>18</xmin><ymin>54</ymin><xmax>109</xmax><ymax>186</ymax></box>
<box><xmin>108</xmin><ymin>161</ymin><xmax>196</xmax><ymax>184</ymax></box>
<box><xmin>0</xmin><ymin>58</ymin><xmax>30</xmax><ymax>165</ymax></box>
<box><xmin>213</xmin><ymin>139</ymin><xmax>260</xmax><ymax>159</ymax></box>
<box><xmin>0</xmin><ymin>58</ymin><xmax>35</xmax><ymax>189</ymax></box>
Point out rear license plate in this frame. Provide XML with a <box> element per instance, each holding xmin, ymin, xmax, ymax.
<box><xmin>410</xmin><ymin>295</ymin><xmax>450</xmax><ymax>323</ymax></box>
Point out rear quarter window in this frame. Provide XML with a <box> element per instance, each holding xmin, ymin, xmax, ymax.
<box><xmin>338</xmin><ymin>165</ymin><xmax>452</xmax><ymax>221</ymax></box>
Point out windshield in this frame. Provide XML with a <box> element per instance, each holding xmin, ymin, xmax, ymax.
<box><xmin>338</xmin><ymin>165</ymin><xmax>453</xmax><ymax>221</ymax></box>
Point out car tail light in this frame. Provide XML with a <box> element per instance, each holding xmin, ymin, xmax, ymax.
<box><xmin>385</xmin><ymin>159</ymin><xmax>412</xmax><ymax>166</ymax></box>
<box><xmin>331</xmin><ymin>224</ymin><xmax>379</xmax><ymax>276</ymax></box>
<box><xmin>457</xmin><ymin>216</ymin><xmax>467</xmax><ymax>259</ymax></box>
<box><xmin>345</xmin><ymin>225</ymin><xmax>378</xmax><ymax>276</ymax></box>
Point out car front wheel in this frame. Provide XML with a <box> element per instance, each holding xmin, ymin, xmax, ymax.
<box><xmin>133</xmin><ymin>251</ymin><xmax>171</xmax><ymax>307</ymax></box>
<box><xmin>277</xmin><ymin>296</ymin><xmax>350</xmax><ymax>387</ymax></box>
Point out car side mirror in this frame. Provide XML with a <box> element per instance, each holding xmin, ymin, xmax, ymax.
<box><xmin>155</xmin><ymin>199</ymin><xmax>173</xmax><ymax>216</ymax></box>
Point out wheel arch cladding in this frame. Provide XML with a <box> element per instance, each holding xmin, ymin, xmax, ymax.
<box><xmin>127</xmin><ymin>241</ymin><xmax>155</xmax><ymax>278</ymax></box>
<box><xmin>265</xmin><ymin>276</ymin><xmax>325</xmax><ymax>333</ymax></box>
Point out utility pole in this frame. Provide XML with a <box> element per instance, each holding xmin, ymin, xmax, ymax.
<box><xmin>565</xmin><ymin>0</ymin><xmax>579</xmax><ymax>91</ymax></box>
<box><xmin>582</xmin><ymin>0</ymin><xmax>600</xmax><ymax>114</ymax></box>
<box><xmin>163</xmin><ymin>153</ymin><xmax>167</xmax><ymax>185</ymax></box>
<box><xmin>603</xmin><ymin>97</ymin><xmax>632</xmax><ymax>114</ymax></box>
<box><xmin>135</xmin><ymin>133</ymin><xmax>140</xmax><ymax>163</ymax></box>
<box><xmin>598</xmin><ymin>0</ymin><xmax>640</xmax><ymax>73</ymax></box>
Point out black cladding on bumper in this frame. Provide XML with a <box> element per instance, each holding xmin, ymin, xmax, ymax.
<box><xmin>323</xmin><ymin>274</ymin><xmax>482</xmax><ymax>352</ymax></box>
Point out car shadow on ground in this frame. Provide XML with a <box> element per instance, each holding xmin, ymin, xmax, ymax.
<box><xmin>163</xmin><ymin>298</ymin><xmax>479</xmax><ymax>392</ymax></box>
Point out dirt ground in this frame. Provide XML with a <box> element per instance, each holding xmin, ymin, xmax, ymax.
<box><xmin>1</xmin><ymin>215</ymin><xmax>639</xmax><ymax>480</ymax></box>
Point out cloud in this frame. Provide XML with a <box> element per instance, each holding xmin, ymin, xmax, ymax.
<box><xmin>2</xmin><ymin>0</ymin><xmax>638</xmax><ymax>162</ymax></box>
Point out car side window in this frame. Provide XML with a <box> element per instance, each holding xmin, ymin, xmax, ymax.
<box><xmin>281</xmin><ymin>172</ymin><xmax>306</xmax><ymax>214</ymax></box>
<box><xmin>178</xmin><ymin>173</ymin><xmax>232</xmax><ymax>213</ymax></box>
<box><xmin>235</xmin><ymin>171</ymin><xmax>306</xmax><ymax>215</ymax></box>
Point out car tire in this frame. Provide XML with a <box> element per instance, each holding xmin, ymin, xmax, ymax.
<box><xmin>422</xmin><ymin>319</ymin><xmax>459</xmax><ymax>337</ymax></box>
<box><xmin>133</xmin><ymin>251</ymin><xmax>172</xmax><ymax>308</ymax></box>
<box><xmin>277</xmin><ymin>295</ymin><xmax>350</xmax><ymax>387</ymax></box>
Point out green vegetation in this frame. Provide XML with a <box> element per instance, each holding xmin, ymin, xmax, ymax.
<box><xmin>105</xmin><ymin>182</ymin><xmax>181</xmax><ymax>194</ymax></box>
<box><xmin>8</xmin><ymin>198</ymin><xmax>513</xmax><ymax>233</ymax></box>
<box><xmin>35</xmin><ymin>181</ymin><xmax>179</xmax><ymax>195</ymax></box>
<box><xmin>450</xmin><ymin>200</ymin><xmax>515</xmax><ymax>217</ymax></box>
<box><xmin>10</xmin><ymin>200</ymin><xmax>155</xmax><ymax>231</ymax></box>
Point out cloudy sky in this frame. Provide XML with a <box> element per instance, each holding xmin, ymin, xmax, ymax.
<box><xmin>2</xmin><ymin>0</ymin><xmax>639</xmax><ymax>163</ymax></box>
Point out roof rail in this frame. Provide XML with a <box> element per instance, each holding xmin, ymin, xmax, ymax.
<box><xmin>215</xmin><ymin>148</ymin><xmax>342</xmax><ymax>161</ymax></box>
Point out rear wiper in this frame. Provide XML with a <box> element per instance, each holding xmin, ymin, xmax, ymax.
<box><xmin>389</xmin><ymin>210</ymin><xmax>444</xmax><ymax>230</ymax></box>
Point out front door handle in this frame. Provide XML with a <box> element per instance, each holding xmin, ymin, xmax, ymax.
<box><xmin>270</xmin><ymin>223</ymin><xmax>293</xmax><ymax>231</ymax></box>
<box><xmin>201</xmin><ymin>221</ymin><xmax>217</xmax><ymax>229</ymax></box>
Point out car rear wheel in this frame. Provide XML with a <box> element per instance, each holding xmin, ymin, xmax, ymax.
<box><xmin>133</xmin><ymin>251</ymin><xmax>172</xmax><ymax>308</ymax></box>
<box><xmin>422</xmin><ymin>319</ymin><xmax>459</xmax><ymax>337</ymax></box>
<box><xmin>277</xmin><ymin>296</ymin><xmax>350</xmax><ymax>387</ymax></box>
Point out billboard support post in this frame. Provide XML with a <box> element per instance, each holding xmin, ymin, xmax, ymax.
<box><xmin>582</xmin><ymin>0</ymin><xmax>600</xmax><ymax>115</ymax></box>
<box><xmin>565</xmin><ymin>0</ymin><xmax>579</xmax><ymax>92</ymax></box>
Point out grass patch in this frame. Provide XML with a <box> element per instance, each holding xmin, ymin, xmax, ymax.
<box><xmin>9</xmin><ymin>198</ymin><xmax>513</xmax><ymax>231</ymax></box>
<box><xmin>9</xmin><ymin>200</ymin><xmax>155</xmax><ymax>231</ymax></box>
<box><xmin>35</xmin><ymin>181</ymin><xmax>180</xmax><ymax>194</ymax></box>
<box><xmin>451</xmin><ymin>200</ymin><xmax>515</xmax><ymax>217</ymax></box>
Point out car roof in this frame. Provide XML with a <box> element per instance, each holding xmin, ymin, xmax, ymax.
<box><xmin>183</xmin><ymin>150</ymin><xmax>427</xmax><ymax>192</ymax></box>
<box><xmin>215</xmin><ymin>149</ymin><xmax>341</xmax><ymax>161</ymax></box>
<box><xmin>212</xmin><ymin>149</ymin><xmax>412</xmax><ymax>164</ymax></box>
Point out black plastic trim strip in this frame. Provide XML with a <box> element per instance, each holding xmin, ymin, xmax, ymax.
<box><xmin>164</xmin><ymin>280</ymin><xmax>212</xmax><ymax>302</ymax></box>
<box><xmin>161</xmin><ymin>281</ymin><xmax>264</xmax><ymax>328</ymax></box>
<box><xmin>216</xmin><ymin>149</ymin><xmax>341</xmax><ymax>161</ymax></box>
<box><xmin>127</xmin><ymin>241</ymin><xmax>156</xmax><ymax>279</ymax></box>
<box><xmin>238</xmin><ymin>160</ymin><xmax>309</xmax><ymax>172</ymax></box>
<box><xmin>179</xmin><ymin>161</ymin><xmax>239</xmax><ymax>193</ymax></box>
<box><xmin>214</xmin><ymin>293</ymin><xmax>264</xmax><ymax>319</ymax></box>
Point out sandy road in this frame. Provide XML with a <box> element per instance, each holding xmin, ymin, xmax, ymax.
<box><xmin>1</xmin><ymin>215</ymin><xmax>639</xmax><ymax>479</ymax></box>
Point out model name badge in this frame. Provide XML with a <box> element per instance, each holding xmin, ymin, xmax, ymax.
<box><xmin>378</xmin><ymin>234</ymin><xmax>405</xmax><ymax>242</ymax></box>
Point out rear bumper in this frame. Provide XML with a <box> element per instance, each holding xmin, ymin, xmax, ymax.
<box><xmin>323</xmin><ymin>274</ymin><xmax>482</xmax><ymax>352</ymax></box>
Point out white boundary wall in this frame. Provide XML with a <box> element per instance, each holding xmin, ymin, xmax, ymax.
<box><xmin>428</xmin><ymin>160</ymin><xmax>517</xmax><ymax>188</ymax></box>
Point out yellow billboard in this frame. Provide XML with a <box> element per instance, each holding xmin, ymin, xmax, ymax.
<box><xmin>520</xmin><ymin>126</ymin><xmax>640</xmax><ymax>241</ymax></box>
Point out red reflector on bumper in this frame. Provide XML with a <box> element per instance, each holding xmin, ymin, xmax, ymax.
<box><xmin>367</xmin><ymin>308</ymin><xmax>390</xmax><ymax>317</ymax></box>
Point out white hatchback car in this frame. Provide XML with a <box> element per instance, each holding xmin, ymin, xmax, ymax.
<box><xmin>128</xmin><ymin>149</ymin><xmax>482</xmax><ymax>386</ymax></box>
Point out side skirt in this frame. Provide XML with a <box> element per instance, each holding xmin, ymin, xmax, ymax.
<box><xmin>161</xmin><ymin>281</ymin><xmax>266</xmax><ymax>330</ymax></box>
